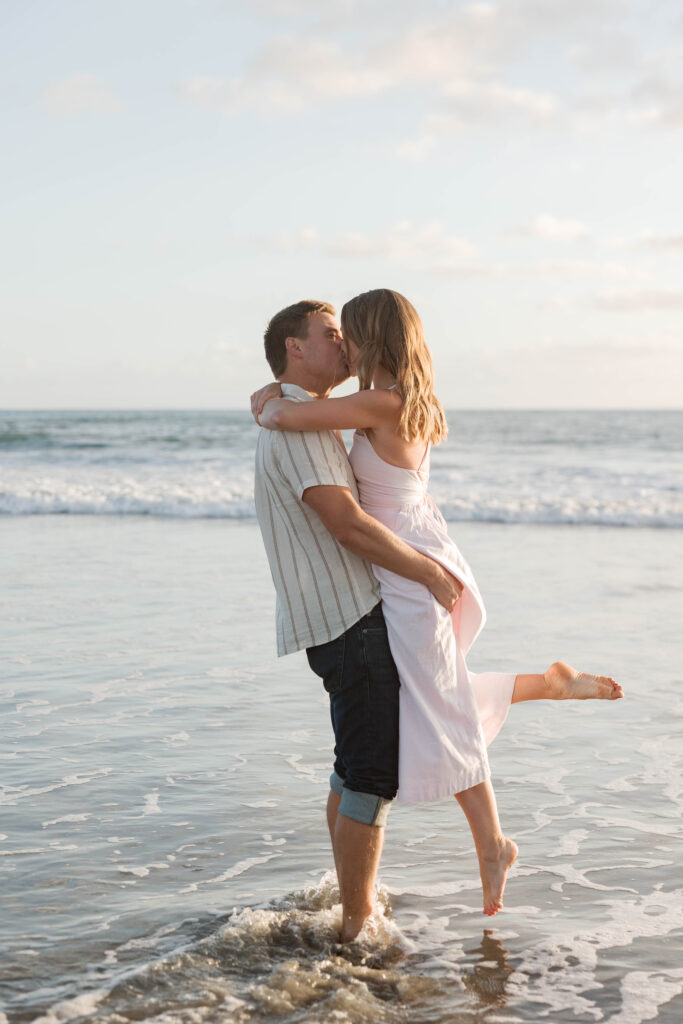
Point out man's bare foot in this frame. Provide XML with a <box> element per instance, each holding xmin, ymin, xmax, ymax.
<box><xmin>478</xmin><ymin>837</ymin><xmax>518</xmax><ymax>917</ymax></box>
<box><xmin>545</xmin><ymin>661</ymin><xmax>624</xmax><ymax>701</ymax></box>
<box><xmin>340</xmin><ymin>903</ymin><xmax>373</xmax><ymax>943</ymax></box>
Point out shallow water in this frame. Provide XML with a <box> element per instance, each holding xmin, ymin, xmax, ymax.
<box><xmin>2</xmin><ymin>517</ymin><xmax>683</xmax><ymax>1023</ymax></box>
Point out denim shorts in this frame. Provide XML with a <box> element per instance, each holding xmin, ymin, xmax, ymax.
<box><xmin>306</xmin><ymin>602</ymin><xmax>400</xmax><ymax>827</ymax></box>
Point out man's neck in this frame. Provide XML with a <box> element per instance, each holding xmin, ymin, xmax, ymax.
<box><xmin>278</xmin><ymin>373</ymin><xmax>332</xmax><ymax>401</ymax></box>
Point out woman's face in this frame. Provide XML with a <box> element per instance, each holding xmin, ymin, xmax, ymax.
<box><xmin>341</xmin><ymin>335</ymin><xmax>360</xmax><ymax>376</ymax></box>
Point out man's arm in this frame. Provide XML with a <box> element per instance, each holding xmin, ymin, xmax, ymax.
<box><xmin>303</xmin><ymin>485</ymin><xmax>462</xmax><ymax>611</ymax></box>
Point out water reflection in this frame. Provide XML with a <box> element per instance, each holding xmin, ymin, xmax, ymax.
<box><xmin>461</xmin><ymin>930</ymin><xmax>514</xmax><ymax>1007</ymax></box>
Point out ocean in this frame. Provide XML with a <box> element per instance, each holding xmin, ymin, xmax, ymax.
<box><xmin>1</xmin><ymin>409</ymin><xmax>681</xmax><ymax>526</ymax></box>
<box><xmin>1</xmin><ymin>410</ymin><xmax>682</xmax><ymax>1023</ymax></box>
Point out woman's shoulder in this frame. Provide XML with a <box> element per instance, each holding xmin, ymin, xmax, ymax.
<box><xmin>365</xmin><ymin>387</ymin><xmax>403</xmax><ymax>411</ymax></box>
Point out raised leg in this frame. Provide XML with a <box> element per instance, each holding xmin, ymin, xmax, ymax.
<box><xmin>333</xmin><ymin>811</ymin><xmax>385</xmax><ymax>942</ymax></box>
<box><xmin>512</xmin><ymin>662</ymin><xmax>623</xmax><ymax>703</ymax></box>
<box><xmin>455</xmin><ymin>780</ymin><xmax>518</xmax><ymax>917</ymax></box>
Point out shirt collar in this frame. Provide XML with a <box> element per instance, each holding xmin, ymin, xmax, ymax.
<box><xmin>280</xmin><ymin>382</ymin><xmax>315</xmax><ymax>403</ymax></box>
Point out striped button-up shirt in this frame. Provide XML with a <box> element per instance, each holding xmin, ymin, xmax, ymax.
<box><xmin>254</xmin><ymin>383</ymin><xmax>380</xmax><ymax>656</ymax></box>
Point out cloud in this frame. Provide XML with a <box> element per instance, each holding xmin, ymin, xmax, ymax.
<box><xmin>396</xmin><ymin>82</ymin><xmax>559</xmax><ymax>160</ymax></box>
<box><xmin>627</xmin><ymin>72</ymin><xmax>683</xmax><ymax>127</ymax></box>
<box><xmin>181</xmin><ymin>35</ymin><xmax>392</xmax><ymax>114</ymax></box>
<box><xmin>253</xmin><ymin>222</ymin><xmax>654</xmax><ymax>283</ymax></box>
<box><xmin>564</xmin><ymin>32</ymin><xmax>683</xmax><ymax>132</ymax></box>
<box><xmin>395</xmin><ymin>132</ymin><xmax>440</xmax><ymax>162</ymax></box>
<box><xmin>177</xmin><ymin>0</ymin><xmax>683</xmax><ymax>153</ymax></box>
<box><xmin>254</xmin><ymin>221</ymin><xmax>495</xmax><ymax>275</ymax></box>
<box><xmin>180</xmin><ymin>1</ymin><xmax>590</xmax><ymax>122</ymax></box>
<box><xmin>257</xmin><ymin>227</ymin><xmax>320</xmax><ymax>252</ymax></box>
<box><xmin>593</xmin><ymin>289</ymin><xmax>683</xmax><ymax>312</ymax></box>
<box><xmin>437</xmin><ymin>333</ymin><xmax>683</xmax><ymax>408</ymax></box>
<box><xmin>209</xmin><ymin>339</ymin><xmax>263</xmax><ymax>367</ymax></box>
<box><xmin>41</xmin><ymin>75</ymin><xmax>124</xmax><ymax>115</ymax></box>
<box><xmin>517</xmin><ymin>214</ymin><xmax>590</xmax><ymax>241</ymax></box>
<box><xmin>636</xmin><ymin>232</ymin><xmax>683</xmax><ymax>249</ymax></box>
<box><xmin>327</xmin><ymin>222</ymin><xmax>477</xmax><ymax>265</ymax></box>
<box><xmin>567</xmin><ymin>31</ymin><xmax>639</xmax><ymax>75</ymax></box>
<box><xmin>535</xmin><ymin>259</ymin><xmax>647</xmax><ymax>281</ymax></box>
<box><xmin>441</xmin><ymin>79</ymin><xmax>558</xmax><ymax>119</ymax></box>
<box><xmin>248</xmin><ymin>0</ymin><xmax>375</xmax><ymax>19</ymax></box>
<box><xmin>626</xmin><ymin>103</ymin><xmax>683</xmax><ymax>128</ymax></box>
<box><xmin>181</xmin><ymin>0</ymin><xmax>677</xmax><ymax>164</ymax></box>
<box><xmin>183</xmin><ymin>21</ymin><xmax>481</xmax><ymax>117</ymax></box>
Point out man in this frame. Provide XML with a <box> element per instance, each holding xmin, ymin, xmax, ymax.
<box><xmin>253</xmin><ymin>299</ymin><xmax>460</xmax><ymax>942</ymax></box>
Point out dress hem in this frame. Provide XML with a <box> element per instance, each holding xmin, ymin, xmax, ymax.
<box><xmin>396</xmin><ymin>765</ymin><xmax>491</xmax><ymax>805</ymax></box>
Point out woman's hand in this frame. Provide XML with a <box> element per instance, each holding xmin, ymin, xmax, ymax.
<box><xmin>250</xmin><ymin>382</ymin><xmax>282</xmax><ymax>424</ymax></box>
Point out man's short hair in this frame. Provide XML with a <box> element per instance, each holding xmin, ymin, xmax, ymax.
<box><xmin>264</xmin><ymin>300</ymin><xmax>335</xmax><ymax>377</ymax></box>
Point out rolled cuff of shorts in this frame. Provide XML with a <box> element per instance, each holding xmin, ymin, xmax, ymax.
<box><xmin>329</xmin><ymin>772</ymin><xmax>392</xmax><ymax>827</ymax></box>
<box><xmin>329</xmin><ymin>771</ymin><xmax>345</xmax><ymax>797</ymax></box>
<box><xmin>340</xmin><ymin>788</ymin><xmax>391</xmax><ymax>827</ymax></box>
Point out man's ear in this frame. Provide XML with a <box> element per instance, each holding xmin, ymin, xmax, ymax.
<box><xmin>285</xmin><ymin>336</ymin><xmax>304</xmax><ymax>361</ymax></box>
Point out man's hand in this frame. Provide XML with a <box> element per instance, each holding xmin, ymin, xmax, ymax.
<box><xmin>427</xmin><ymin>563</ymin><xmax>463</xmax><ymax>612</ymax></box>
<box><xmin>303</xmin><ymin>484</ymin><xmax>464</xmax><ymax>611</ymax></box>
<box><xmin>251</xmin><ymin>382</ymin><xmax>282</xmax><ymax>424</ymax></box>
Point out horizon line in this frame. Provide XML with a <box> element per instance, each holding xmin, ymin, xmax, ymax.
<box><xmin>1</xmin><ymin>407</ymin><xmax>682</xmax><ymax>414</ymax></box>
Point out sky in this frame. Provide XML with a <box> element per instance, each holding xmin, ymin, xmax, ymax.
<box><xmin>2</xmin><ymin>0</ymin><xmax>683</xmax><ymax>409</ymax></box>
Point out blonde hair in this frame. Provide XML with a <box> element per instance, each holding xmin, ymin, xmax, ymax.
<box><xmin>340</xmin><ymin>289</ymin><xmax>448</xmax><ymax>445</ymax></box>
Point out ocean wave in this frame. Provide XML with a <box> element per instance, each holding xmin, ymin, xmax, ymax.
<box><xmin>2</xmin><ymin>410</ymin><xmax>681</xmax><ymax>527</ymax></box>
<box><xmin>23</xmin><ymin>874</ymin><xmax>683</xmax><ymax>1024</ymax></box>
<box><xmin>27</xmin><ymin>873</ymin><xmax>414</xmax><ymax>1024</ymax></box>
<box><xmin>0</xmin><ymin>412</ymin><xmax>261</xmax><ymax>453</ymax></box>
<box><xmin>1</xmin><ymin>487</ymin><xmax>681</xmax><ymax>526</ymax></box>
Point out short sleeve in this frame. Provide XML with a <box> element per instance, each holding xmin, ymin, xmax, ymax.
<box><xmin>274</xmin><ymin>430</ymin><xmax>351</xmax><ymax>499</ymax></box>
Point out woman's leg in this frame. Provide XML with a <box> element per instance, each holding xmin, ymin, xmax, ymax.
<box><xmin>454</xmin><ymin>665</ymin><xmax>621</xmax><ymax>916</ymax></box>
<box><xmin>512</xmin><ymin>661</ymin><xmax>623</xmax><ymax>703</ymax></box>
<box><xmin>455</xmin><ymin>780</ymin><xmax>518</xmax><ymax>916</ymax></box>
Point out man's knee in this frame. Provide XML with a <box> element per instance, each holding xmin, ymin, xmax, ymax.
<box><xmin>331</xmin><ymin>773</ymin><xmax>392</xmax><ymax>827</ymax></box>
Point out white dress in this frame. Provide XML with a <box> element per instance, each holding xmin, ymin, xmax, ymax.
<box><xmin>348</xmin><ymin>432</ymin><xmax>515</xmax><ymax>803</ymax></box>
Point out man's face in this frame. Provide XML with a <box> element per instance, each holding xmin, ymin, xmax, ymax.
<box><xmin>298</xmin><ymin>311</ymin><xmax>349</xmax><ymax>388</ymax></box>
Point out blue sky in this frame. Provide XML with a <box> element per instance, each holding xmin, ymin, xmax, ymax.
<box><xmin>2</xmin><ymin>0</ymin><xmax>683</xmax><ymax>408</ymax></box>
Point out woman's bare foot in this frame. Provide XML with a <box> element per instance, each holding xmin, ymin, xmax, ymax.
<box><xmin>545</xmin><ymin>661</ymin><xmax>624</xmax><ymax>701</ymax></box>
<box><xmin>478</xmin><ymin>836</ymin><xmax>518</xmax><ymax>917</ymax></box>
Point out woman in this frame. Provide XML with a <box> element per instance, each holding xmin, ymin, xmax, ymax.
<box><xmin>252</xmin><ymin>288</ymin><xmax>622</xmax><ymax>916</ymax></box>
